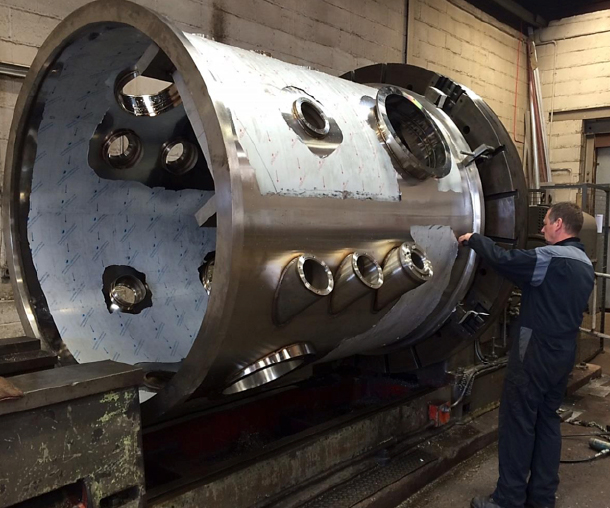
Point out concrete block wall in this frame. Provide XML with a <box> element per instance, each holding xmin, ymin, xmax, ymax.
<box><xmin>407</xmin><ymin>0</ymin><xmax>528</xmax><ymax>156</ymax></box>
<box><xmin>536</xmin><ymin>10</ymin><xmax>610</xmax><ymax>198</ymax></box>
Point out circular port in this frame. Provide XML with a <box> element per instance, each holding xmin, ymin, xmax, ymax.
<box><xmin>292</xmin><ymin>98</ymin><xmax>330</xmax><ymax>139</ymax></box>
<box><xmin>298</xmin><ymin>255</ymin><xmax>334</xmax><ymax>296</ymax></box>
<box><xmin>115</xmin><ymin>70</ymin><xmax>182</xmax><ymax>117</ymax></box>
<box><xmin>399</xmin><ymin>242</ymin><xmax>433</xmax><ymax>281</ymax></box>
<box><xmin>353</xmin><ymin>252</ymin><xmax>384</xmax><ymax>289</ymax></box>
<box><xmin>109</xmin><ymin>275</ymin><xmax>148</xmax><ymax>311</ymax></box>
<box><xmin>103</xmin><ymin>130</ymin><xmax>143</xmax><ymax>170</ymax></box>
<box><xmin>375</xmin><ymin>86</ymin><xmax>451</xmax><ymax>180</ymax></box>
<box><xmin>201</xmin><ymin>257</ymin><xmax>214</xmax><ymax>295</ymax></box>
<box><xmin>162</xmin><ymin>140</ymin><xmax>198</xmax><ymax>175</ymax></box>
<box><xmin>223</xmin><ymin>343</ymin><xmax>316</xmax><ymax>395</ymax></box>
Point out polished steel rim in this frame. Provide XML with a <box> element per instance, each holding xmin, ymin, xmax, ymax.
<box><xmin>297</xmin><ymin>254</ymin><xmax>334</xmax><ymax>296</ymax></box>
<box><xmin>115</xmin><ymin>69</ymin><xmax>182</xmax><ymax>117</ymax></box>
<box><xmin>375</xmin><ymin>85</ymin><xmax>451</xmax><ymax>180</ymax></box>
<box><xmin>351</xmin><ymin>252</ymin><xmax>384</xmax><ymax>289</ymax></box>
<box><xmin>223</xmin><ymin>342</ymin><xmax>316</xmax><ymax>395</ymax></box>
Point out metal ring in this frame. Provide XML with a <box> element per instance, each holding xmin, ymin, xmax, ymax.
<box><xmin>351</xmin><ymin>252</ymin><xmax>384</xmax><ymax>289</ymax></box>
<box><xmin>109</xmin><ymin>274</ymin><xmax>148</xmax><ymax>311</ymax></box>
<box><xmin>297</xmin><ymin>254</ymin><xmax>334</xmax><ymax>295</ymax></box>
<box><xmin>375</xmin><ymin>85</ymin><xmax>451</xmax><ymax>180</ymax></box>
<box><xmin>161</xmin><ymin>139</ymin><xmax>198</xmax><ymax>175</ymax></box>
<box><xmin>102</xmin><ymin>129</ymin><xmax>143</xmax><ymax>170</ymax></box>
<box><xmin>115</xmin><ymin>70</ymin><xmax>182</xmax><ymax>117</ymax></box>
<box><xmin>292</xmin><ymin>97</ymin><xmax>330</xmax><ymax>139</ymax></box>
<box><xmin>223</xmin><ymin>342</ymin><xmax>316</xmax><ymax>395</ymax></box>
<box><xmin>201</xmin><ymin>257</ymin><xmax>214</xmax><ymax>295</ymax></box>
<box><xmin>399</xmin><ymin>242</ymin><xmax>433</xmax><ymax>281</ymax></box>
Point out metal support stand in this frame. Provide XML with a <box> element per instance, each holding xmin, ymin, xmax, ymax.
<box><xmin>0</xmin><ymin>361</ymin><xmax>144</xmax><ymax>508</ymax></box>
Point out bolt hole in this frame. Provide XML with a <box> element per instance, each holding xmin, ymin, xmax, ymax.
<box><xmin>199</xmin><ymin>252</ymin><xmax>215</xmax><ymax>295</ymax></box>
<box><xmin>301</xmin><ymin>102</ymin><xmax>326</xmax><ymax>131</ymax></box>
<box><xmin>293</xmin><ymin>98</ymin><xmax>330</xmax><ymax>139</ymax></box>
<box><xmin>462</xmin><ymin>125</ymin><xmax>471</xmax><ymax>134</ymax></box>
<box><xmin>406</xmin><ymin>84</ymin><xmax>414</xmax><ymax>90</ymax></box>
<box><xmin>103</xmin><ymin>266</ymin><xmax>152</xmax><ymax>315</ymax></box>
<box><xmin>411</xmin><ymin>250</ymin><xmax>425</xmax><ymax>270</ymax></box>
<box><xmin>385</xmin><ymin>93</ymin><xmax>448</xmax><ymax>173</ymax></box>
<box><xmin>103</xmin><ymin>130</ymin><xmax>143</xmax><ymax>170</ymax></box>
<box><xmin>110</xmin><ymin>275</ymin><xmax>147</xmax><ymax>311</ymax></box>
<box><xmin>479</xmin><ymin>268</ymin><xmax>487</xmax><ymax>276</ymax></box>
<box><xmin>115</xmin><ymin>70</ymin><xmax>181</xmax><ymax>116</ymax></box>
<box><xmin>303</xmin><ymin>259</ymin><xmax>329</xmax><ymax>291</ymax></box>
<box><xmin>162</xmin><ymin>140</ymin><xmax>198</xmax><ymax>175</ymax></box>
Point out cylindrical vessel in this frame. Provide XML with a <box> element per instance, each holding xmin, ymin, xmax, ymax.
<box><xmin>3</xmin><ymin>1</ymin><xmax>527</xmax><ymax>420</ymax></box>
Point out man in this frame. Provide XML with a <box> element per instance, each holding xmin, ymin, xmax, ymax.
<box><xmin>459</xmin><ymin>202</ymin><xmax>594</xmax><ymax>508</ymax></box>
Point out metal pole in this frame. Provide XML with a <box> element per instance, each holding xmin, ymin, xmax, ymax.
<box><xmin>592</xmin><ymin>276</ymin><xmax>597</xmax><ymax>333</ymax></box>
<box><xmin>529</xmin><ymin>80</ymin><xmax>541</xmax><ymax>190</ymax></box>
<box><xmin>580</xmin><ymin>328</ymin><xmax>610</xmax><ymax>341</ymax></box>
<box><xmin>503</xmin><ymin>305</ymin><xmax>508</xmax><ymax>348</ymax></box>
<box><xmin>601</xmin><ymin>189</ymin><xmax>609</xmax><ymax>346</ymax></box>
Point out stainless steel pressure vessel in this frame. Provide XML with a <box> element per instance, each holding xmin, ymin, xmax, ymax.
<box><xmin>3</xmin><ymin>0</ymin><xmax>527</xmax><ymax>420</ymax></box>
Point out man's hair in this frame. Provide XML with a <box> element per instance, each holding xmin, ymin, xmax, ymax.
<box><xmin>548</xmin><ymin>202</ymin><xmax>583</xmax><ymax>235</ymax></box>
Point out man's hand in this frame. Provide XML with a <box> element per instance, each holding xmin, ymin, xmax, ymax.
<box><xmin>458</xmin><ymin>232</ymin><xmax>474</xmax><ymax>245</ymax></box>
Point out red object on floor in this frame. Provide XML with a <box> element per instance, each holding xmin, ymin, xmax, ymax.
<box><xmin>428</xmin><ymin>400</ymin><xmax>451</xmax><ymax>427</ymax></box>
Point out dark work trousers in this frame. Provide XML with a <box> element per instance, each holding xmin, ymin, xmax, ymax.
<box><xmin>492</xmin><ymin>328</ymin><xmax>575</xmax><ymax>508</ymax></box>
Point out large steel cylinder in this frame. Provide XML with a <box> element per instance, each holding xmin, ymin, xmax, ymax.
<box><xmin>3</xmin><ymin>1</ymin><xmax>527</xmax><ymax>420</ymax></box>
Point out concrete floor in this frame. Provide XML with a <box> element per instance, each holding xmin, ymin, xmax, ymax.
<box><xmin>398</xmin><ymin>349</ymin><xmax>610</xmax><ymax>508</ymax></box>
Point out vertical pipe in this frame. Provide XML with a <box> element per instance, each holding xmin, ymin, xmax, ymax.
<box><xmin>592</xmin><ymin>275</ymin><xmax>597</xmax><ymax>333</ymax></box>
<box><xmin>403</xmin><ymin>0</ymin><xmax>409</xmax><ymax>64</ymax></box>
<box><xmin>529</xmin><ymin>79</ymin><xmax>541</xmax><ymax>190</ymax></box>
<box><xmin>502</xmin><ymin>305</ymin><xmax>508</xmax><ymax>348</ymax></box>
<box><xmin>601</xmin><ymin>189</ymin><xmax>609</xmax><ymax>340</ymax></box>
<box><xmin>533</xmin><ymin>66</ymin><xmax>551</xmax><ymax>181</ymax></box>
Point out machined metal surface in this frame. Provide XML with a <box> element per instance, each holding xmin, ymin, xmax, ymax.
<box><xmin>375</xmin><ymin>241</ymin><xmax>433</xmax><ymax>311</ymax></box>
<box><xmin>274</xmin><ymin>254</ymin><xmax>335</xmax><ymax>325</ymax></box>
<box><xmin>4</xmin><ymin>1</ymin><xmax>526</xmax><ymax>419</ymax></box>
<box><xmin>330</xmin><ymin>252</ymin><xmax>384</xmax><ymax>314</ymax></box>
<box><xmin>375</xmin><ymin>85</ymin><xmax>451</xmax><ymax>181</ymax></box>
<box><xmin>223</xmin><ymin>342</ymin><xmax>316</xmax><ymax>395</ymax></box>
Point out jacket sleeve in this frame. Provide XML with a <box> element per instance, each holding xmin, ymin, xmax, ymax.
<box><xmin>466</xmin><ymin>233</ymin><xmax>537</xmax><ymax>287</ymax></box>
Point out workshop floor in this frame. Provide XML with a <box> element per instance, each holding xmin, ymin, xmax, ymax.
<box><xmin>398</xmin><ymin>349</ymin><xmax>610</xmax><ymax>508</ymax></box>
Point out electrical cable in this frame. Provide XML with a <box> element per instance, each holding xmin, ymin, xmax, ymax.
<box><xmin>561</xmin><ymin>432</ymin><xmax>610</xmax><ymax>438</ymax></box>
<box><xmin>474</xmin><ymin>336</ymin><xmax>490</xmax><ymax>364</ymax></box>
<box><xmin>560</xmin><ymin>450</ymin><xmax>609</xmax><ymax>464</ymax></box>
<box><xmin>451</xmin><ymin>359</ymin><xmax>508</xmax><ymax>408</ymax></box>
<box><xmin>559</xmin><ymin>419</ymin><xmax>610</xmax><ymax>463</ymax></box>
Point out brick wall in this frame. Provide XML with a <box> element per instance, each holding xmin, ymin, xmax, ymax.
<box><xmin>408</xmin><ymin>0</ymin><xmax>528</xmax><ymax>156</ymax></box>
<box><xmin>537</xmin><ymin>10</ymin><xmax>610</xmax><ymax>198</ymax></box>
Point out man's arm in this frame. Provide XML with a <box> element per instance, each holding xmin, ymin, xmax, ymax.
<box><xmin>459</xmin><ymin>233</ymin><xmax>537</xmax><ymax>287</ymax></box>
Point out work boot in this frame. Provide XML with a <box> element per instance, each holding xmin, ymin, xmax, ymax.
<box><xmin>470</xmin><ymin>496</ymin><xmax>505</xmax><ymax>508</ymax></box>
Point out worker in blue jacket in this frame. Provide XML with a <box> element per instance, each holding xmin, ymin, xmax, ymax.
<box><xmin>460</xmin><ymin>202</ymin><xmax>594</xmax><ymax>508</ymax></box>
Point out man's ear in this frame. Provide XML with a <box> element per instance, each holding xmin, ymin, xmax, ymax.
<box><xmin>555</xmin><ymin>217</ymin><xmax>563</xmax><ymax>230</ymax></box>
